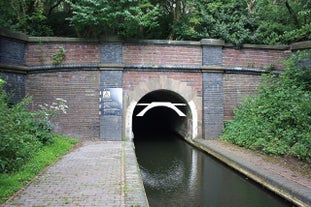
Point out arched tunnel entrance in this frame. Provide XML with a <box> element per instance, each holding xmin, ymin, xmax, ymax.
<box><xmin>132</xmin><ymin>90</ymin><xmax>192</xmax><ymax>139</ymax></box>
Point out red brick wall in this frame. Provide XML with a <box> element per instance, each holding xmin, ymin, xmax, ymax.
<box><xmin>223</xmin><ymin>73</ymin><xmax>261</xmax><ymax>120</ymax></box>
<box><xmin>123</xmin><ymin>71</ymin><xmax>202</xmax><ymax>97</ymax></box>
<box><xmin>223</xmin><ymin>48</ymin><xmax>289</xmax><ymax>70</ymax></box>
<box><xmin>22</xmin><ymin>40</ymin><xmax>293</xmax><ymax>140</ymax></box>
<box><xmin>24</xmin><ymin>41</ymin><xmax>290</xmax><ymax>71</ymax></box>
<box><xmin>123</xmin><ymin>44</ymin><xmax>202</xmax><ymax>67</ymax></box>
<box><xmin>25</xmin><ymin>43</ymin><xmax>100</xmax><ymax>66</ymax></box>
<box><xmin>26</xmin><ymin>71</ymin><xmax>100</xmax><ymax>140</ymax></box>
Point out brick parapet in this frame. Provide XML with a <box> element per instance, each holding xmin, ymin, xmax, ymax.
<box><xmin>123</xmin><ymin>44</ymin><xmax>202</xmax><ymax>68</ymax></box>
<box><xmin>25</xmin><ymin>42</ymin><xmax>100</xmax><ymax>66</ymax></box>
<box><xmin>222</xmin><ymin>47</ymin><xmax>290</xmax><ymax>71</ymax></box>
<box><xmin>1</xmin><ymin>29</ymin><xmax>311</xmax><ymax>72</ymax></box>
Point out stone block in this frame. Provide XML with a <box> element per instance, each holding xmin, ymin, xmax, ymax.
<box><xmin>101</xmin><ymin>43</ymin><xmax>122</xmax><ymax>64</ymax></box>
<box><xmin>1</xmin><ymin>72</ymin><xmax>25</xmax><ymax>103</ymax></box>
<box><xmin>202</xmin><ymin>47</ymin><xmax>223</xmax><ymax>66</ymax></box>
<box><xmin>0</xmin><ymin>38</ymin><xmax>25</xmax><ymax>65</ymax></box>
<box><xmin>100</xmin><ymin>116</ymin><xmax>122</xmax><ymax>140</ymax></box>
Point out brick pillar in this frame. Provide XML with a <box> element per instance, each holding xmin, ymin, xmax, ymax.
<box><xmin>0</xmin><ymin>31</ymin><xmax>28</xmax><ymax>103</ymax></box>
<box><xmin>100</xmin><ymin>41</ymin><xmax>124</xmax><ymax>140</ymax></box>
<box><xmin>201</xmin><ymin>39</ymin><xmax>224</xmax><ymax>139</ymax></box>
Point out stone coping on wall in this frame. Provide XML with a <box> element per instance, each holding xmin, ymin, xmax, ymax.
<box><xmin>28</xmin><ymin>36</ymin><xmax>99</xmax><ymax>43</ymax></box>
<box><xmin>1</xmin><ymin>28</ymin><xmax>310</xmax><ymax>50</ymax></box>
<box><xmin>99</xmin><ymin>64</ymin><xmax>125</xmax><ymax>70</ymax></box>
<box><xmin>124</xmin><ymin>39</ymin><xmax>201</xmax><ymax>46</ymax></box>
<box><xmin>200</xmin><ymin>39</ymin><xmax>225</xmax><ymax>46</ymax></box>
<box><xmin>19</xmin><ymin>64</ymin><xmax>268</xmax><ymax>74</ymax></box>
<box><xmin>26</xmin><ymin>64</ymin><xmax>99</xmax><ymax>73</ymax></box>
<box><xmin>201</xmin><ymin>65</ymin><xmax>267</xmax><ymax>73</ymax></box>
<box><xmin>0</xmin><ymin>29</ymin><xmax>28</xmax><ymax>42</ymax></box>
<box><xmin>225</xmin><ymin>43</ymin><xmax>290</xmax><ymax>50</ymax></box>
<box><xmin>290</xmin><ymin>41</ymin><xmax>311</xmax><ymax>51</ymax></box>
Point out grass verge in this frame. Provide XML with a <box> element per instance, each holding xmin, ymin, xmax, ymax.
<box><xmin>0</xmin><ymin>135</ymin><xmax>78</xmax><ymax>204</ymax></box>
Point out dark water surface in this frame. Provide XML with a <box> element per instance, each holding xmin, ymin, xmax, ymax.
<box><xmin>134</xmin><ymin>135</ymin><xmax>292</xmax><ymax>207</ymax></box>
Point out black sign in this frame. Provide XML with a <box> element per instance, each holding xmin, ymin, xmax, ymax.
<box><xmin>101</xmin><ymin>88</ymin><xmax>122</xmax><ymax>116</ymax></box>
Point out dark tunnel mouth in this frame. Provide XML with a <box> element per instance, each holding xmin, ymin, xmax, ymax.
<box><xmin>132</xmin><ymin>90</ymin><xmax>191</xmax><ymax>140</ymax></box>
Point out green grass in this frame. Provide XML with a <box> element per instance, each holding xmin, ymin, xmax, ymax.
<box><xmin>0</xmin><ymin>135</ymin><xmax>78</xmax><ymax>204</ymax></box>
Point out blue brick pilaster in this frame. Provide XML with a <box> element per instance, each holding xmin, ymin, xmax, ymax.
<box><xmin>100</xmin><ymin>40</ymin><xmax>124</xmax><ymax>140</ymax></box>
<box><xmin>0</xmin><ymin>30</ymin><xmax>27</xmax><ymax>103</ymax></box>
<box><xmin>201</xmin><ymin>39</ymin><xmax>224</xmax><ymax>139</ymax></box>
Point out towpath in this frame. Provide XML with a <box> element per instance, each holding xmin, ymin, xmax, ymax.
<box><xmin>193</xmin><ymin>139</ymin><xmax>311</xmax><ymax>207</ymax></box>
<box><xmin>2</xmin><ymin>141</ymin><xmax>148</xmax><ymax>207</ymax></box>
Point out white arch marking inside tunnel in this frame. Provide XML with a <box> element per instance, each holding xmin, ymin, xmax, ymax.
<box><xmin>125</xmin><ymin>100</ymin><xmax>198</xmax><ymax>140</ymax></box>
<box><xmin>136</xmin><ymin>102</ymin><xmax>186</xmax><ymax>117</ymax></box>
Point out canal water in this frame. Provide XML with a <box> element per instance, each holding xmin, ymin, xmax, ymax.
<box><xmin>134</xmin><ymin>134</ymin><xmax>292</xmax><ymax>207</ymax></box>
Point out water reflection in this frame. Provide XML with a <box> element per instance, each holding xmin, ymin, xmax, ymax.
<box><xmin>134</xmin><ymin>135</ymin><xmax>292</xmax><ymax>207</ymax></box>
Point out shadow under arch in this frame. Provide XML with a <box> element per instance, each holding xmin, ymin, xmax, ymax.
<box><xmin>132</xmin><ymin>89</ymin><xmax>192</xmax><ymax>140</ymax></box>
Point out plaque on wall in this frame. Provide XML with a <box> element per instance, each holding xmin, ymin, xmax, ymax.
<box><xmin>101</xmin><ymin>88</ymin><xmax>122</xmax><ymax>116</ymax></box>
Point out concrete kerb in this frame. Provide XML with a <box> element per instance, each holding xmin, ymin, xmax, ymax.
<box><xmin>123</xmin><ymin>141</ymin><xmax>150</xmax><ymax>207</ymax></box>
<box><xmin>184</xmin><ymin>138</ymin><xmax>311</xmax><ymax>207</ymax></box>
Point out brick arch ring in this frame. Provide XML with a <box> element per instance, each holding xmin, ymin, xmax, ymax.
<box><xmin>124</xmin><ymin>76</ymin><xmax>202</xmax><ymax>141</ymax></box>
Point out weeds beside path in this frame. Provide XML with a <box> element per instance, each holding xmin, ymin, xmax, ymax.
<box><xmin>0</xmin><ymin>135</ymin><xmax>78</xmax><ymax>205</ymax></box>
<box><xmin>217</xmin><ymin>140</ymin><xmax>311</xmax><ymax>180</ymax></box>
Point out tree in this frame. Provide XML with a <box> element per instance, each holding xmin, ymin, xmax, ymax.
<box><xmin>67</xmin><ymin>0</ymin><xmax>160</xmax><ymax>38</ymax></box>
<box><xmin>167</xmin><ymin>0</ymin><xmax>257</xmax><ymax>46</ymax></box>
<box><xmin>0</xmin><ymin>0</ymin><xmax>52</xmax><ymax>35</ymax></box>
<box><xmin>168</xmin><ymin>0</ymin><xmax>310</xmax><ymax>45</ymax></box>
<box><xmin>253</xmin><ymin>0</ymin><xmax>311</xmax><ymax>44</ymax></box>
<box><xmin>0</xmin><ymin>0</ymin><xmax>74</xmax><ymax>36</ymax></box>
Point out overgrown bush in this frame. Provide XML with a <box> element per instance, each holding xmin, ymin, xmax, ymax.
<box><xmin>222</xmin><ymin>50</ymin><xmax>311</xmax><ymax>162</ymax></box>
<box><xmin>0</xmin><ymin>79</ymin><xmax>66</xmax><ymax>173</ymax></box>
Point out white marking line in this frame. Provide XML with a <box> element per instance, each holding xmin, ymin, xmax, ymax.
<box><xmin>136</xmin><ymin>102</ymin><xmax>187</xmax><ymax>117</ymax></box>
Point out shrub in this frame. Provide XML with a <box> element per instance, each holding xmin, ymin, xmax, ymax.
<box><xmin>0</xmin><ymin>79</ymin><xmax>67</xmax><ymax>173</ymax></box>
<box><xmin>222</xmin><ymin>50</ymin><xmax>311</xmax><ymax>162</ymax></box>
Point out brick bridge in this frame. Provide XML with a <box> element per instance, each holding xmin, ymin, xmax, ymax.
<box><xmin>1</xmin><ymin>30</ymin><xmax>309</xmax><ymax>141</ymax></box>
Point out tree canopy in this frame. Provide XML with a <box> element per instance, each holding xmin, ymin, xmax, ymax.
<box><xmin>0</xmin><ymin>0</ymin><xmax>310</xmax><ymax>44</ymax></box>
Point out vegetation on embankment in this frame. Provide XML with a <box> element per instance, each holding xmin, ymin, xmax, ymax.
<box><xmin>222</xmin><ymin>50</ymin><xmax>311</xmax><ymax>162</ymax></box>
<box><xmin>0</xmin><ymin>77</ymin><xmax>78</xmax><ymax>204</ymax></box>
<box><xmin>0</xmin><ymin>135</ymin><xmax>78</xmax><ymax>204</ymax></box>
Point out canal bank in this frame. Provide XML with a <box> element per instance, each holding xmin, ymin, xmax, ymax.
<box><xmin>3</xmin><ymin>138</ymin><xmax>310</xmax><ymax>207</ymax></box>
<box><xmin>185</xmin><ymin>138</ymin><xmax>311</xmax><ymax>207</ymax></box>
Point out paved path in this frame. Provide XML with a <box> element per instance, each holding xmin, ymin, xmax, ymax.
<box><xmin>3</xmin><ymin>141</ymin><xmax>148</xmax><ymax>207</ymax></box>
